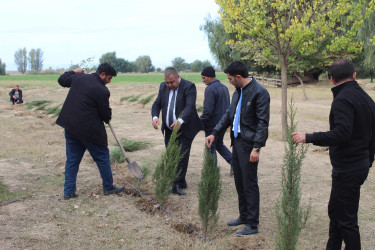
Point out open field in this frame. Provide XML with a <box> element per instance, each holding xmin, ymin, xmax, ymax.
<box><xmin>1</xmin><ymin>73</ymin><xmax>374</xmax><ymax>249</ymax></box>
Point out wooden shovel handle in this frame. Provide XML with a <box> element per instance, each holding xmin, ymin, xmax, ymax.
<box><xmin>108</xmin><ymin>122</ymin><xmax>130</xmax><ymax>163</ymax></box>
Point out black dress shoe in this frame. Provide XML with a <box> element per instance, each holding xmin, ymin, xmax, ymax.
<box><xmin>103</xmin><ymin>185</ymin><xmax>125</xmax><ymax>196</ymax></box>
<box><xmin>172</xmin><ymin>185</ymin><xmax>186</xmax><ymax>195</ymax></box>
<box><xmin>180</xmin><ymin>183</ymin><xmax>188</xmax><ymax>189</ymax></box>
<box><xmin>227</xmin><ymin>217</ymin><xmax>246</xmax><ymax>227</ymax></box>
<box><xmin>64</xmin><ymin>193</ymin><xmax>78</xmax><ymax>200</ymax></box>
<box><xmin>230</xmin><ymin>166</ymin><xmax>234</xmax><ymax>176</ymax></box>
<box><xmin>236</xmin><ymin>225</ymin><xmax>258</xmax><ymax>236</ymax></box>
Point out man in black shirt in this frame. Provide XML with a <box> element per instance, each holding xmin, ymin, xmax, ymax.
<box><xmin>293</xmin><ymin>59</ymin><xmax>375</xmax><ymax>250</ymax></box>
<box><xmin>200</xmin><ymin>66</ymin><xmax>232</xmax><ymax>175</ymax></box>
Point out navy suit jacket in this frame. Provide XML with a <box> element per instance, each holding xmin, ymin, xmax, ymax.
<box><xmin>151</xmin><ymin>78</ymin><xmax>202</xmax><ymax>140</ymax></box>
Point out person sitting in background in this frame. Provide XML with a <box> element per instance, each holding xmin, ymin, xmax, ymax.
<box><xmin>9</xmin><ymin>85</ymin><xmax>23</xmax><ymax>104</ymax></box>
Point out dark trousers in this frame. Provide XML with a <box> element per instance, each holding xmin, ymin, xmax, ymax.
<box><xmin>64</xmin><ymin>130</ymin><xmax>114</xmax><ymax>195</ymax></box>
<box><xmin>232</xmin><ymin>135</ymin><xmax>259</xmax><ymax>227</ymax></box>
<box><xmin>205</xmin><ymin>131</ymin><xmax>232</xmax><ymax>166</ymax></box>
<box><xmin>10</xmin><ymin>97</ymin><xmax>23</xmax><ymax>104</ymax></box>
<box><xmin>164</xmin><ymin>129</ymin><xmax>193</xmax><ymax>187</ymax></box>
<box><xmin>326</xmin><ymin>167</ymin><xmax>369</xmax><ymax>250</ymax></box>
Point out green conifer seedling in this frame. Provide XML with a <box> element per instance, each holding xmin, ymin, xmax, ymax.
<box><xmin>275</xmin><ymin>99</ymin><xmax>311</xmax><ymax>250</ymax></box>
<box><xmin>198</xmin><ymin>146</ymin><xmax>221</xmax><ymax>234</ymax></box>
<box><xmin>152</xmin><ymin>125</ymin><xmax>183</xmax><ymax>205</ymax></box>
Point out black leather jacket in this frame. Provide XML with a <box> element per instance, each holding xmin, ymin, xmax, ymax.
<box><xmin>212</xmin><ymin>77</ymin><xmax>270</xmax><ymax>151</ymax></box>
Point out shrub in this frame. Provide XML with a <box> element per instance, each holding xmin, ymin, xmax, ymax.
<box><xmin>138</xmin><ymin>93</ymin><xmax>156</xmax><ymax>106</ymax></box>
<box><xmin>128</xmin><ymin>94</ymin><xmax>142</xmax><ymax>102</ymax></box>
<box><xmin>198</xmin><ymin>146</ymin><xmax>221</xmax><ymax>233</ymax></box>
<box><xmin>119</xmin><ymin>138</ymin><xmax>149</xmax><ymax>152</ymax></box>
<box><xmin>196</xmin><ymin>105</ymin><xmax>203</xmax><ymax>112</ymax></box>
<box><xmin>46</xmin><ymin>104</ymin><xmax>62</xmax><ymax>117</ymax></box>
<box><xmin>120</xmin><ymin>95</ymin><xmax>133</xmax><ymax>102</ymax></box>
<box><xmin>26</xmin><ymin>100</ymin><xmax>52</xmax><ymax>110</ymax></box>
<box><xmin>110</xmin><ymin>148</ymin><xmax>125</xmax><ymax>164</ymax></box>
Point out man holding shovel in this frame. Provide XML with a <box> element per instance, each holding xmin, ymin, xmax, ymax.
<box><xmin>57</xmin><ymin>62</ymin><xmax>125</xmax><ymax>200</ymax></box>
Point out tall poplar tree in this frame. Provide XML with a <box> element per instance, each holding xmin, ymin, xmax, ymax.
<box><xmin>0</xmin><ymin>58</ymin><xmax>6</xmax><ymax>75</ymax></box>
<box><xmin>216</xmin><ymin>0</ymin><xmax>375</xmax><ymax>138</ymax></box>
<box><xmin>14</xmin><ymin>47</ymin><xmax>27</xmax><ymax>74</ymax></box>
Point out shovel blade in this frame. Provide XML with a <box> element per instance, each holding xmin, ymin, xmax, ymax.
<box><xmin>127</xmin><ymin>161</ymin><xmax>143</xmax><ymax>179</ymax></box>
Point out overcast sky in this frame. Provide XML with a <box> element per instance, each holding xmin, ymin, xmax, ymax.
<box><xmin>0</xmin><ymin>0</ymin><xmax>220</xmax><ymax>71</ymax></box>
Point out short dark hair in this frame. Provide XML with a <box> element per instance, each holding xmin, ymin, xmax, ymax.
<box><xmin>201</xmin><ymin>66</ymin><xmax>216</xmax><ymax>77</ymax></box>
<box><xmin>328</xmin><ymin>59</ymin><xmax>355</xmax><ymax>83</ymax></box>
<box><xmin>224</xmin><ymin>61</ymin><xmax>249</xmax><ymax>78</ymax></box>
<box><xmin>96</xmin><ymin>62</ymin><xmax>117</xmax><ymax>76</ymax></box>
<box><xmin>164</xmin><ymin>67</ymin><xmax>178</xmax><ymax>78</ymax></box>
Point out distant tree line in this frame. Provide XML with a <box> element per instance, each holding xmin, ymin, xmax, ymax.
<box><xmin>71</xmin><ymin>52</ymin><xmax>213</xmax><ymax>74</ymax></box>
<box><xmin>9</xmin><ymin>48</ymin><xmax>213</xmax><ymax>75</ymax></box>
<box><xmin>171</xmin><ymin>57</ymin><xmax>212</xmax><ymax>72</ymax></box>
<box><xmin>14</xmin><ymin>47</ymin><xmax>44</xmax><ymax>74</ymax></box>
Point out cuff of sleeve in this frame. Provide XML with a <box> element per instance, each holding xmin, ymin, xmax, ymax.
<box><xmin>305</xmin><ymin>134</ymin><xmax>313</xmax><ymax>143</ymax></box>
<box><xmin>178</xmin><ymin>118</ymin><xmax>184</xmax><ymax>125</ymax></box>
<box><xmin>152</xmin><ymin>116</ymin><xmax>159</xmax><ymax>121</ymax></box>
<box><xmin>212</xmin><ymin>130</ymin><xmax>218</xmax><ymax>137</ymax></box>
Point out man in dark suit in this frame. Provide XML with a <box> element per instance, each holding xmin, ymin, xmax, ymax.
<box><xmin>151</xmin><ymin>67</ymin><xmax>201</xmax><ymax>195</ymax></box>
<box><xmin>57</xmin><ymin>63</ymin><xmax>124</xmax><ymax>200</ymax></box>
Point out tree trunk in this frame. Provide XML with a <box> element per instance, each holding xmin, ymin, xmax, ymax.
<box><xmin>281</xmin><ymin>56</ymin><xmax>288</xmax><ymax>140</ymax></box>
<box><xmin>294</xmin><ymin>73</ymin><xmax>308</xmax><ymax>100</ymax></box>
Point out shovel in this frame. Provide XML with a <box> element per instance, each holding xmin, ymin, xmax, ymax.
<box><xmin>109</xmin><ymin>122</ymin><xmax>144</xmax><ymax>179</ymax></box>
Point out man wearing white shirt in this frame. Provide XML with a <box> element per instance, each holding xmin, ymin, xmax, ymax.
<box><xmin>151</xmin><ymin>67</ymin><xmax>201</xmax><ymax>195</ymax></box>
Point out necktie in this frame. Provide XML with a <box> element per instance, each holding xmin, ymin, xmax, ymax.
<box><xmin>168</xmin><ymin>90</ymin><xmax>176</xmax><ymax>127</ymax></box>
<box><xmin>234</xmin><ymin>89</ymin><xmax>242</xmax><ymax>138</ymax></box>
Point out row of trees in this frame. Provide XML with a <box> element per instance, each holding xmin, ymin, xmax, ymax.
<box><xmin>14</xmin><ymin>48</ymin><xmax>44</xmax><ymax>74</ymax></box>
<box><xmin>171</xmin><ymin>57</ymin><xmax>212</xmax><ymax>72</ymax></box>
<box><xmin>211</xmin><ymin>0</ymin><xmax>375</xmax><ymax>139</ymax></box>
<box><xmin>70</xmin><ymin>52</ymin><xmax>213</xmax><ymax>74</ymax></box>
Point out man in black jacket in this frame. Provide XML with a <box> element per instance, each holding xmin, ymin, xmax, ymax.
<box><xmin>293</xmin><ymin>59</ymin><xmax>375</xmax><ymax>250</ymax></box>
<box><xmin>206</xmin><ymin>61</ymin><xmax>270</xmax><ymax>236</ymax></box>
<box><xmin>200</xmin><ymin>66</ymin><xmax>232</xmax><ymax>175</ymax></box>
<box><xmin>57</xmin><ymin>63</ymin><xmax>124</xmax><ymax>200</ymax></box>
<box><xmin>9</xmin><ymin>85</ymin><xmax>23</xmax><ymax>104</ymax></box>
<box><xmin>151</xmin><ymin>67</ymin><xmax>202</xmax><ymax>195</ymax></box>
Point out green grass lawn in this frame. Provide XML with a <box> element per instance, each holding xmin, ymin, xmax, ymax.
<box><xmin>0</xmin><ymin>72</ymin><xmax>229</xmax><ymax>87</ymax></box>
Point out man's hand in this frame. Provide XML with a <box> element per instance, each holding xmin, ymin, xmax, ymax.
<box><xmin>73</xmin><ymin>68</ymin><xmax>84</xmax><ymax>74</ymax></box>
<box><xmin>292</xmin><ymin>132</ymin><xmax>306</xmax><ymax>144</ymax></box>
<box><xmin>205</xmin><ymin>135</ymin><xmax>215</xmax><ymax>148</ymax></box>
<box><xmin>152</xmin><ymin>118</ymin><xmax>160</xmax><ymax>129</ymax></box>
<box><xmin>170</xmin><ymin>121</ymin><xmax>181</xmax><ymax>131</ymax></box>
<box><xmin>250</xmin><ymin>150</ymin><xmax>260</xmax><ymax>163</ymax></box>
